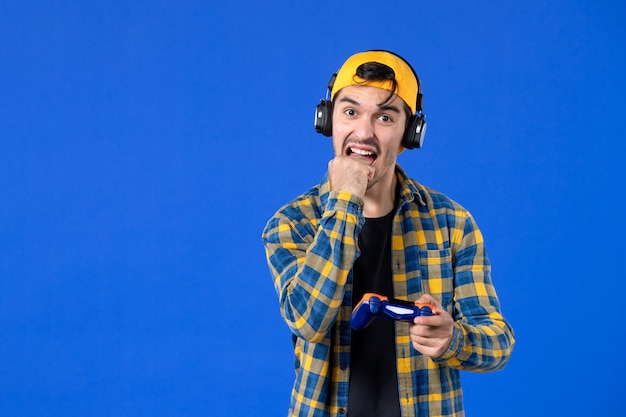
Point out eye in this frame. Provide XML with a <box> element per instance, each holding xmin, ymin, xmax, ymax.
<box><xmin>344</xmin><ymin>108</ymin><xmax>357</xmax><ymax>117</ymax></box>
<box><xmin>378</xmin><ymin>114</ymin><xmax>393</xmax><ymax>123</ymax></box>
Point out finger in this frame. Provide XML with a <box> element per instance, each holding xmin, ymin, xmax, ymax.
<box><xmin>411</xmin><ymin>338</ymin><xmax>448</xmax><ymax>359</ymax></box>
<box><xmin>410</xmin><ymin>318</ymin><xmax>446</xmax><ymax>337</ymax></box>
<box><xmin>413</xmin><ymin>314</ymin><xmax>440</xmax><ymax>327</ymax></box>
<box><xmin>411</xmin><ymin>336</ymin><xmax>435</xmax><ymax>349</ymax></box>
<box><xmin>415</xmin><ymin>293</ymin><xmax>441</xmax><ymax>309</ymax></box>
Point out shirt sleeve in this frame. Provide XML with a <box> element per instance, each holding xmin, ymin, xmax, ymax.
<box><xmin>262</xmin><ymin>190</ymin><xmax>364</xmax><ymax>343</ymax></box>
<box><xmin>434</xmin><ymin>213</ymin><xmax>515</xmax><ymax>372</ymax></box>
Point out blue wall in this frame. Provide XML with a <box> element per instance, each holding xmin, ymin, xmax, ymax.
<box><xmin>1</xmin><ymin>1</ymin><xmax>624</xmax><ymax>415</ymax></box>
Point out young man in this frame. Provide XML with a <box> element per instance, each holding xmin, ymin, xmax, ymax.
<box><xmin>262</xmin><ymin>50</ymin><xmax>515</xmax><ymax>417</ymax></box>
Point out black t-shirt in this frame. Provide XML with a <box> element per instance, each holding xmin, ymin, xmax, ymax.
<box><xmin>348</xmin><ymin>209</ymin><xmax>401</xmax><ymax>417</ymax></box>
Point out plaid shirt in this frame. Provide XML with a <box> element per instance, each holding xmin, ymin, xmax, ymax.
<box><xmin>262</xmin><ymin>165</ymin><xmax>515</xmax><ymax>417</ymax></box>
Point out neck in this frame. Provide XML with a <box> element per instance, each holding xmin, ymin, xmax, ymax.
<box><xmin>362</xmin><ymin>172</ymin><xmax>397</xmax><ymax>218</ymax></box>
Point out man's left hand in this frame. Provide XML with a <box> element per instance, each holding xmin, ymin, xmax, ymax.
<box><xmin>408</xmin><ymin>294</ymin><xmax>454</xmax><ymax>359</ymax></box>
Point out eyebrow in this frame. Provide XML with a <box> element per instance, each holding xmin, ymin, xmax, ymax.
<box><xmin>337</xmin><ymin>95</ymin><xmax>402</xmax><ymax>114</ymax></box>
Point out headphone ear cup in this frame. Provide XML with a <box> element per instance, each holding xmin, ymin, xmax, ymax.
<box><xmin>314</xmin><ymin>100</ymin><xmax>333</xmax><ymax>137</ymax></box>
<box><xmin>402</xmin><ymin>114</ymin><xmax>427</xmax><ymax>149</ymax></box>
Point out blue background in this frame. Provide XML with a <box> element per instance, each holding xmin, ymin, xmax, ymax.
<box><xmin>1</xmin><ymin>1</ymin><xmax>624</xmax><ymax>416</ymax></box>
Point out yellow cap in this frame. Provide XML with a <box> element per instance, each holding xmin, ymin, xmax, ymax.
<box><xmin>330</xmin><ymin>50</ymin><xmax>419</xmax><ymax>114</ymax></box>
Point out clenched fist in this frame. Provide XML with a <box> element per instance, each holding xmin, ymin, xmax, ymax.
<box><xmin>328</xmin><ymin>156</ymin><xmax>375</xmax><ymax>198</ymax></box>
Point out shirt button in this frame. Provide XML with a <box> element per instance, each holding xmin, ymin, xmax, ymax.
<box><xmin>339</xmin><ymin>408</ymin><xmax>346</xmax><ymax>414</ymax></box>
<box><xmin>340</xmin><ymin>364</ymin><xmax>347</xmax><ymax>371</ymax></box>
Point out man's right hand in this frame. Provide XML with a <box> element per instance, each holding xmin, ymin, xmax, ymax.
<box><xmin>328</xmin><ymin>156</ymin><xmax>375</xmax><ymax>198</ymax></box>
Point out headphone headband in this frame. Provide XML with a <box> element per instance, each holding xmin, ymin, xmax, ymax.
<box><xmin>314</xmin><ymin>50</ymin><xmax>427</xmax><ymax>149</ymax></box>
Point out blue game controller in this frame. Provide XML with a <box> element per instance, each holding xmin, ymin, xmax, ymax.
<box><xmin>351</xmin><ymin>293</ymin><xmax>436</xmax><ymax>330</ymax></box>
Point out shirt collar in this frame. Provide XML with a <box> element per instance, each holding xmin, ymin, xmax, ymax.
<box><xmin>395</xmin><ymin>164</ymin><xmax>426</xmax><ymax>206</ymax></box>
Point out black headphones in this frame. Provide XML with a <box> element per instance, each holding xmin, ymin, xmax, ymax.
<box><xmin>314</xmin><ymin>53</ymin><xmax>427</xmax><ymax>149</ymax></box>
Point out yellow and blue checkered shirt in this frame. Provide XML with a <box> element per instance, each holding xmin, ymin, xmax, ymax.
<box><xmin>262</xmin><ymin>165</ymin><xmax>515</xmax><ymax>417</ymax></box>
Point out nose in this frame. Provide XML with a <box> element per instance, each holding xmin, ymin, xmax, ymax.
<box><xmin>353</xmin><ymin>115</ymin><xmax>375</xmax><ymax>140</ymax></box>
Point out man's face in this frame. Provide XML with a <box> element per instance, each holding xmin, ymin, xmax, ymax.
<box><xmin>331</xmin><ymin>85</ymin><xmax>408</xmax><ymax>192</ymax></box>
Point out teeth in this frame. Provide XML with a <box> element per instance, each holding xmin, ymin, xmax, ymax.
<box><xmin>350</xmin><ymin>148</ymin><xmax>374</xmax><ymax>156</ymax></box>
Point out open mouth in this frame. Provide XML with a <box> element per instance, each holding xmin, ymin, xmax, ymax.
<box><xmin>347</xmin><ymin>147</ymin><xmax>378</xmax><ymax>165</ymax></box>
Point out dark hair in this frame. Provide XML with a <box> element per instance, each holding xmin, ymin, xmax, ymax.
<box><xmin>356</xmin><ymin>62</ymin><xmax>397</xmax><ymax>100</ymax></box>
<box><xmin>351</xmin><ymin>61</ymin><xmax>412</xmax><ymax>120</ymax></box>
